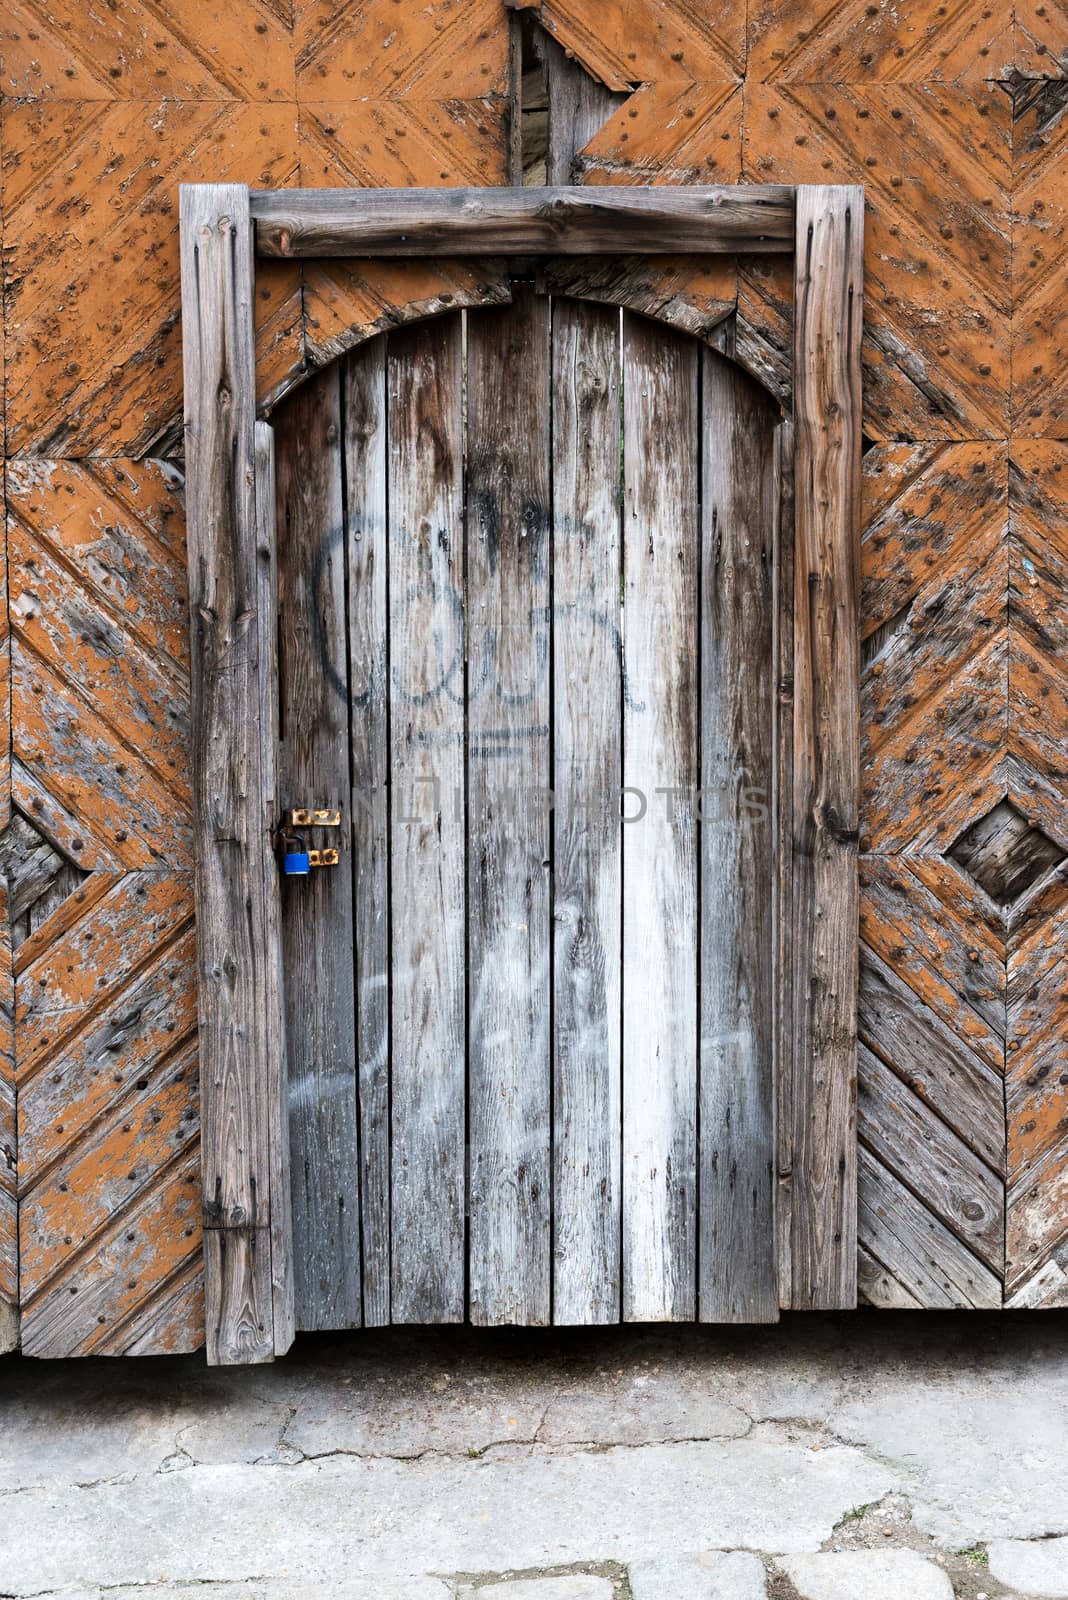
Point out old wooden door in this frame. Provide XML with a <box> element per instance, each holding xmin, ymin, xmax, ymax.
<box><xmin>274</xmin><ymin>287</ymin><xmax>782</xmax><ymax>1331</ymax></box>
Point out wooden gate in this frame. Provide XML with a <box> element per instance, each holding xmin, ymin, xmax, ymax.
<box><xmin>276</xmin><ymin>291</ymin><xmax>780</xmax><ymax>1331</ymax></box>
<box><xmin>180</xmin><ymin>183</ymin><xmax>862</xmax><ymax>1362</ymax></box>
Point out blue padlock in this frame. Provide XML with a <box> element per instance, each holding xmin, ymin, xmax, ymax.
<box><xmin>282</xmin><ymin>833</ymin><xmax>310</xmax><ymax>876</ymax></box>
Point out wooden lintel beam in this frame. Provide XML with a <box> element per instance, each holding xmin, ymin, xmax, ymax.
<box><xmin>250</xmin><ymin>185</ymin><xmax>796</xmax><ymax>258</ymax></box>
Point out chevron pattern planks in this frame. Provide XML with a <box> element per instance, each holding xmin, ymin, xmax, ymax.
<box><xmin>0</xmin><ymin>0</ymin><xmax>1067</xmax><ymax>1349</ymax></box>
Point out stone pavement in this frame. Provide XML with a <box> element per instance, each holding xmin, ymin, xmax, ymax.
<box><xmin>1</xmin><ymin>1314</ymin><xmax>1066</xmax><ymax>1599</ymax></box>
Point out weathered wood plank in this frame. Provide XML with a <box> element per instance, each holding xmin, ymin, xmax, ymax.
<box><xmin>342</xmin><ymin>337</ymin><xmax>391</xmax><ymax>1330</ymax></box>
<box><xmin>698</xmin><ymin>350</ymin><xmax>779</xmax><ymax>1323</ymax></box>
<box><xmin>857</xmin><ymin>1145</ymin><xmax>1001</xmax><ymax>1310</ymax></box>
<box><xmin>858</xmin><ymin>1043</ymin><xmax>1003</xmax><ymax>1270</ymax></box>
<box><xmin>252</xmin><ymin>185</ymin><xmax>796</xmax><ymax>258</ymax></box>
<box><xmin>787</xmin><ymin>185</ymin><xmax>863</xmax><ymax>1310</ymax></box>
<box><xmin>388</xmin><ymin>316</ymin><xmax>466</xmax><ymax>1323</ymax></box>
<box><xmin>466</xmin><ymin>287</ymin><xmax>552</xmax><ymax>1326</ymax></box>
<box><xmin>551</xmin><ymin>297</ymin><xmax>623</xmax><ymax>1326</ymax></box>
<box><xmin>859</xmin><ymin>947</ymin><xmax>1004</xmax><ymax>1174</ymax></box>
<box><xmin>179</xmin><ymin>182</ymin><xmax>281</xmax><ymax>1364</ymax></box>
<box><xmin>253</xmin><ymin>421</ymin><xmax>294</xmax><ymax>1356</ymax></box>
<box><xmin>545</xmin><ymin>36</ymin><xmax>626</xmax><ymax>186</ymax></box>
<box><xmin>276</xmin><ymin>368</ymin><xmax>361</xmax><ymax>1333</ymax></box>
<box><xmin>774</xmin><ymin>419</ymin><xmax>796</xmax><ymax>1310</ymax></box>
<box><xmin>621</xmin><ymin>312</ymin><xmax>699</xmax><ymax>1322</ymax></box>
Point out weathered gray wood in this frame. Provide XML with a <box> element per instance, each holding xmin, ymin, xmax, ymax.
<box><xmin>0</xmin><ymin>812</ymin><xmax>69</xmax><ymax>926</ymax></box>
<box><xmin>551</xmin><ymin>297</ymin><xmax>623</xmax><ymax>1326</ymax></box>
<box><xmin>276</xmin><ymin>369</ymin><xmax>361</xmax><ymax>1332</ymax></box>
<box><xmin>859</xmin><ymin>948</ymin><xmax>1004</xmax><ymax>1173</ymax></box>
<box><xmin>342</xmin><ymin>338</ymin><xmax>391</xmax><ymax>1329</ymax></box>
<box><xmin>788</xmin><ymin>185</ymin><xmax>863</xmax><ymax>1309</ymax></box>
<box><xmin>388</xmin><ymin>316</ymin><xmax>467</xmax><ymax>1323</ymax></box>
<box><xmin>698</xmin><ymin>351</ymin><xmax>779</xmax><ymax>1323</ymax></box>
<box><xmin>621</xmin><ymin>312</ymin><xmax>699</xmax><ymax>1322</ymax></box>
<box><xmin>251</xmin><ymin>185</ymin><xmax>796</xmax><ymax>258</ymax></box>
<box><xmin>180</xmin><ymin>182</ymin><xmax>281</xmax><ymax>1364</ymax></box>
<box><xmin>858</xmin><ymin>1044</ymin><xmax>1002</xmax><ymax>1270</ymax></box>
<box><xmin>544</xmin><ymin>258</ymin><xmax>735</xmax><ymax>349</ymax></box>
<box><xmin>773</xmin><ymin>419</ymin><xmax>796</xmax><ymax>1310</ymax></box>
<box><xmin>857</xmin><ymin>1144</ymin><xmax>1001</xmax><ymax>1309</ymax></box>
<box><xmin>254</xmin><ymin>421</ymin><xmax>294</xmax><ymax>1355</ymax></box>
<box><xmin>466</xmin><ymin>287</ymin><xmax>552</xmax><ymax>1325</ymax></box>
<box><xmin>545</xmin><ymin>35</ymin><xmax>625</xmax><ymax>186</ymax></box>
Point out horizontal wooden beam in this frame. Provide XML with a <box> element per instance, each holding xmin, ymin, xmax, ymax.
<box><xmin>250</xmin><ymin>185</ymin><xmax>796</xmax><ymax>258</ymax></box>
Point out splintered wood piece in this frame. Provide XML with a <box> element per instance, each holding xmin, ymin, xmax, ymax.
<box><xmin>621</xmin><ymin>312</ymin><xmax>699</xmax><ymax>1322</ymax></box>
<box><xmin>387</xmin><ymin>316</ymin><xmax>467</xmax><ymax>1324</ymax></box>
<box><xmin>277</xmin><ymin>369</ymin><xmax>361</xmax><ymax>1333</ymax></box>
<box><xmin>698</xmin><ymin>349</ymin><xmax>779</xmax><ymax>1324</ymax></box>
<box><xmin>551</xmin><ymin>297</ymin><xmax>623</xmax><ymax>1326</ymax></box>
<box><xmin>466</xmin><ymin>287</ymin><xmax>553</xmax><ymax>1326</ymax></box>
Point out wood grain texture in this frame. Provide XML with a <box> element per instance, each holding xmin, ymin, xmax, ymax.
<box><xmin>342</xmin><ymin>338</ymin><xmax>391</xmax><ymax>1330</ymax></box>
<box><xmin>698</xmin><ymin>350</ymin><xmax>779</xmax><ymax>1323</ymax></box>
<box><xmin>465</xmin><ymin>287</ymin><xmax>552</xmax><ymax>1326</ymax></box>
<box><xmin>254</xmin><ymin>422</ymin><xmax>294</xmax><ymax>1356</ymax></box>
<box><xmin>787</xmin><ymin>185</ymin><xmax>863</xmax><ymax>1310</ymax></box>
<box><xmin>387</xmin><ymin>316</ymin><xmax>467</xmax><ymax>1324</ymax></box>
<box><xmin>621</xmin><ymin>312</ymin><xmax>699</xmax><ymax>1322</ymax></box>
<box><xmin>179</xmin><ymin>183</ymin><xmax>284</xmax><ymax>1363</ymax></box>
<box><xmin>544</xmin><ymin>33</ymin><xmax>627</xmax><ymax>186</ymax></box>
<box><xmin>550</xmin><ymin>298</ymin><xmax>623</xmax><ymax>1326</ymax></box>
<box><xmin>252</xmin><ymin>185</ymin><xmax>796</xmax><ymax>258</ymax></box>
<box><xmin>276</xmin><ymin>369</ymin><xmax>361</xmax><ymax>1335</ymax></box>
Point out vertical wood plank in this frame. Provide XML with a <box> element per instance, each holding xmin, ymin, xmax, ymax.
<box><xmin>621</xmin><ymin>312</ymin><xmax>699</xmax><ymax>1322</ymax></box>
<box><xmin>551</xmin><ymin>297</ymin><xmax>623</xmax><ymax>1325</ymax></box>
<box><xmin>466</xmin><ymin>287</ymin><xmax>552</xmax><ymax>1325</ymax></box>
<box><xmin>789</xmin><ymin>185</ymin><xmax>863</xmax><ymax>1309</ymax></box>
<box><xmin>774</xmin><ymin>419</ymin><xmax>796</xmax><ymax>1311</ymax></box>
<box><xmin>179</xmin><ymin>182</ymin><xmax>279</xmax><ymax>1364</ymax></box>
<box><xmin>254</xmin><ymin>421</ymin><xmax>295</xmax><ymax>1355</ymax></box>
<box><xmin>276</xmin><ymin>368</ymin><xmax>361</xmax><ymax>1332</ymax></box>
<box><xmin>698</xmin><ymin>352</ymin><xmax>779</xmax><ymax>1323</ymax></box>
<box><xmin>343</xmin><ymin>338</ymin><xmax>391</xmax><ymax>1329</ymax></box>
<box><xmin>388</xmin><ymin>316</ymin><xmax>466</xmax><ymax>1323</ymax></box>
<box><xmin>545</xmin><ymin>35</ymin><xmax>626</xmax><ymax>186</ymax></box>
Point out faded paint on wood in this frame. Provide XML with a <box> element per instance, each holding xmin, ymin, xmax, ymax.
<box><xmin>550</xmin><ymin>297</ymin><xmax>623</xmax><ymax>1326</ymax></box>
<box><xmin>466</xmin><ymin>287</ymin><xmax>552</xmax><ymax>1325</ymax></box>
<box><xmin>277</xmin><ymin>371</ymin><xmax>361</xmax><ymax>1333</ymax></box>
<box><xmin>0</xmin><ymin>880</ymin><xmax>16</xmax><ymax>1354</ymax></box>
<box><xmin>342</xmin><ymin>337</ymin><xmax>392</xmax><ymax>1330</ymax></box>
<box><xmin>179</xmin><ymin>183</ymin><xmax>288</xmax><ymax>1364</ymax></box>
<box><xmin>621</xmin><ymin>312</ymin><xmax>699</xmax><ymax>1322</ymax></box>
<box><xmin>698</xmin><ymin>351</ymin><xmax>778</xmax><ymax>1323</ymax></box>
<box><xmin>387</xmin><ymin>316</ymin><xmax>467</xmax><ymax>1323</ymax></box>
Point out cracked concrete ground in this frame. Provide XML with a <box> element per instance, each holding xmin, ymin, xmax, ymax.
<box><xmin>1</xmin><ymin>1313</ymin><xmax>1066</xmax><ymax>1599</ymax></box>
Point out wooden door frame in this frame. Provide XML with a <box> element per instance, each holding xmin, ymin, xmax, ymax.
<box><xmin>179</xmin><ymin>181</ymin><xmax>863</xmax><ymax>1364</ymax></box>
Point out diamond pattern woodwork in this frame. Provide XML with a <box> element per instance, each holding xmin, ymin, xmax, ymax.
<box><xmin>1</xmin><ymin>0</ymin><xmax>1067</xmax><ymax>1349</ymax></box>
